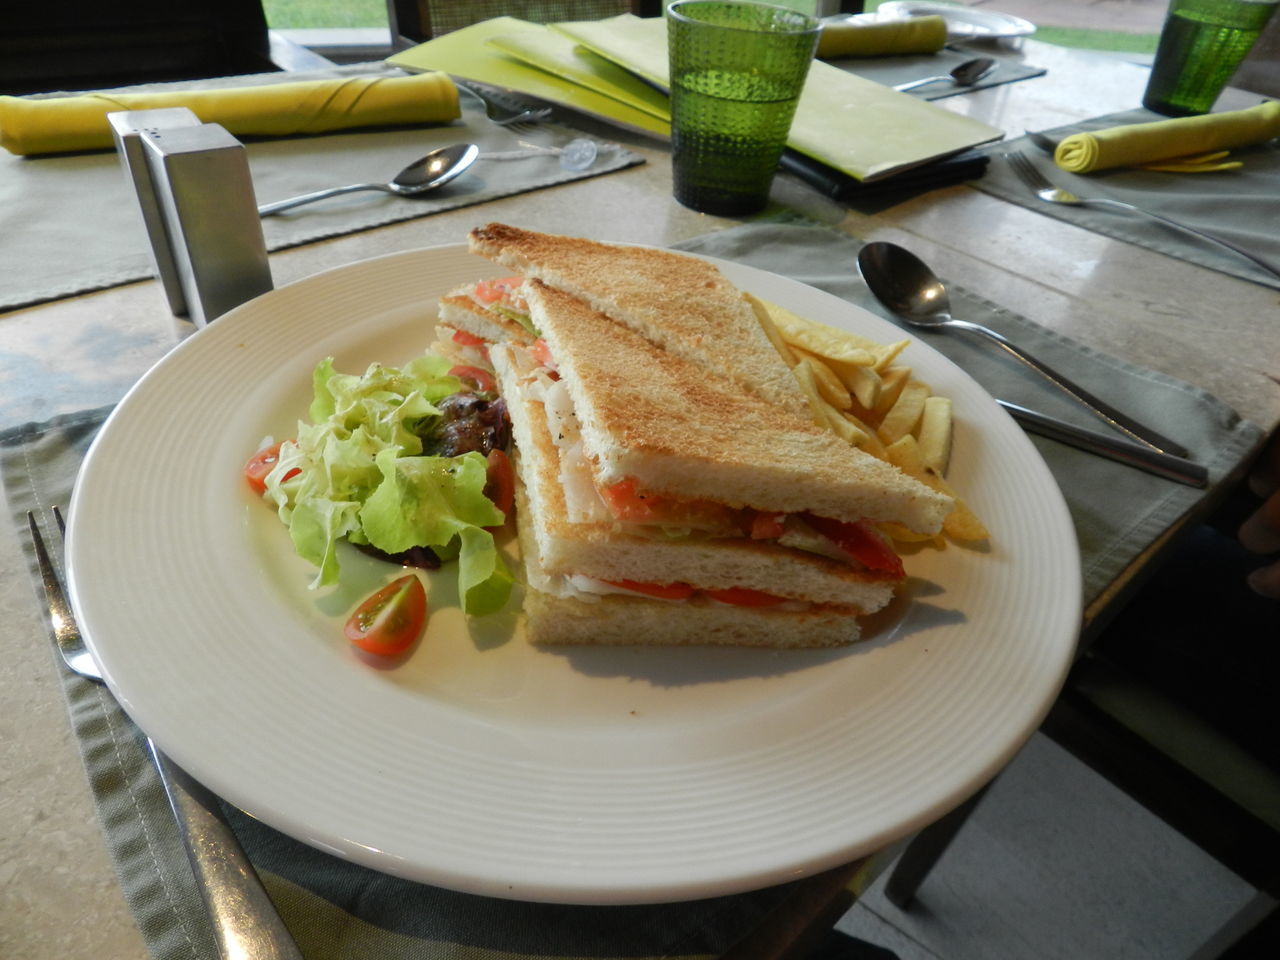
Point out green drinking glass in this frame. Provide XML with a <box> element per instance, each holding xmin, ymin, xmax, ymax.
<box><xmin>667</xmin><ymin>0</ymin><xmax>821</xmax><ymax>216</ymax></box>
<box><xmin>1142</xmin><ymin>0</ymin><xmax>1279</xmax><ymax>116</ymax></box>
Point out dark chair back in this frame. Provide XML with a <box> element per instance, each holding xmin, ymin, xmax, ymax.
<box><xmin>386</xmin><ymin>1</ymin><xmax>663</xmax><ymax>49</ymax></box>
<box><xmin>2</xmin><ymin>1</ymin><xmax>278</xmax><ymax>94</ymax></box>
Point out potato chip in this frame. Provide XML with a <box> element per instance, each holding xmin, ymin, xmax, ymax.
<box><xmin>790</xmin><ymin>358</ymin><xmax>834</xmax><ymax>429</ymax></box>
<box><xmin>794</xmin><ymin>352</ymin><xmax>853</xmax><ymax>409</ymax></box>
<box><xmin>872</xmin><ymin>365</ymin><xmax>912</xmax><ymax>418</ymax></box>
<box><xmin>917</xmin><ymin>396</ymin><xmax>953</xmax><ymax>476</ymax></box>
<box><xmin>829</xmin><ymin>359</ymin><xmax>881</xmax><ymax>410</ymax></box>
<box><xmin>752</xmin><ymin>297</ymin><xmax>878</xmax><ymax>366</ymax></box>
<box><xmin>746</xmin><ymin>293</ymin><xmax>799</xmax><ymax>367</ymax></box>
<box><xmin>873</xmin><ymin>339</ymin><xmax>912</xmax><ymax>372</ymax></box>
<box><xmin>882</xmin><ymin>434</ymin><xmax>927</xmax><ymax>477</ymax></box>
<box><xmin>877</xmin><ymin>380</ymin><xmax>931</xmax><ymax>444</ymax></box>
<box><xmin>926</xmin><ymin>472</ymin><xmax>990</xmax><ymax>542</ymax></box>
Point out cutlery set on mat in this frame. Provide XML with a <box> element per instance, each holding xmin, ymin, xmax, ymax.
<box><xmin>28</xmin><ymin>507</ymin><xmax>305</xmax><ymax>959</ymax></box>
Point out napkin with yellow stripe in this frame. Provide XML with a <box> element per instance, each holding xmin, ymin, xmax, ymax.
<box><xmin>0</xmin><ymin>72</ymin><xmax>460</xmax><ymax>156</ymax></box>
<box><xmin>1054</xmin><ymin>101</ymin><xmax>1280</xmax><ymax>174</ymax></box>
<box><xmin>816</xmin><ymin>16</ymin><xmax>947</xmax><ymax>59</ymax></box>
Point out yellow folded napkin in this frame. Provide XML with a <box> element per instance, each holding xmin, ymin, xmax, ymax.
<box><xmin>816</xmin><ymin>16</ymin><xmax>947</xmax><ymax>59</ymax></box>
<box><xmin>0</xmin><ymin>72</ymin><xmax>460</xmax><ymax>157</ymax></box>
<box><xmin>1054</xmin><ymin>101</ymin><xmax>1280</xmax><ymax>173</ymax></box>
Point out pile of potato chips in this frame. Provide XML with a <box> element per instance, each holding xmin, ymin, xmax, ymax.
<box><xmin>749</xmin><ymin>295</ymin><xmax>988</xmax><ymax>545</ymax></box>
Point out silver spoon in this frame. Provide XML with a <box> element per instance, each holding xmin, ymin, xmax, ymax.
<box><xmin>856</xmin><ymin>241</ymin><xmax>1192</xmax><ymax>458</ymax></box>
<box><xmin>257</xmin><ymin>143</ymin><xmax>480</xmax><ymax>216</ymax></box>
<box><xmin>894</xmin><ymin>56</ymin><xmax>997</xmax><ymax>92</ymax></box>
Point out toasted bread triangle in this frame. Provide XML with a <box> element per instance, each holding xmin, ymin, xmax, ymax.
<box><xmin>468</xmin><ymin>223</ymin><xmax>809</xmax><ymax>416</ymax></box>
<box><xmin>525</xmin><ymin>280</ymin><xmax>951</xmax><ymax>534</ymax></box>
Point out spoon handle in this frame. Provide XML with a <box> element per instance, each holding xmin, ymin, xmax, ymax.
<box><xmin>948</xmin><ymin>318</ymin><xmax>1191</xmax><ymax>457</ymax></box>
<box><xmin>893</xmin><ymin>76</ymin><xmax>948</xmax><ymax>92</ymax></box>
<box><xmin>257</xmin><ymin>183</ymin><xmax>385</xmax><ymax>217</ymax></box>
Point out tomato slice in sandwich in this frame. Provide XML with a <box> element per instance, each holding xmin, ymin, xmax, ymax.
<box><xmin>599</xmin><ymin>478</ymin><xmax>735</xmax><ymax>530</ymax></box>
<box><xmin>704</xmin><ymin>587</ymin><xmax>788</xmax><ymax>607</ymax></box>
<box><xmin>804</xmin><ymin>515</ymin><xmax>905</xmax><ymax>578</ymax></box>
<box><xmin>473</xmin><ymin>276</ymin><xmax>524</xmax><ymax>305</ymax></box>
<box><xmin>603</xmin><ymin>579</ymin><xmax>696</xmax><ymax>600</ymax></box>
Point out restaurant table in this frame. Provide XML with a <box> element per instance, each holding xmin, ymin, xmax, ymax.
<box><xmin>2</xmin><ymin>38</ymin><xmax>1277</xmax><ymax>960</ymax></box>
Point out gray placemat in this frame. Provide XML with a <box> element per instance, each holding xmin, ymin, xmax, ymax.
<box><xmin>0</xmin><ymin>218</ymin><xmax>1264</xmax><ymax>960</ymax></box>
<box><xmin>977</xmin><ymin>111</ymin><xmax>1280</xmax><ymax>290</ymax></box>
<box><xmin>835</xmin><ymin>45</ymin><xmax>1046</xmax><ymax>99</ymax></box>
<box><xmin>0</xmin><ymin>65</ymin><xmax>644</xmax><ymax>312</ymax></box>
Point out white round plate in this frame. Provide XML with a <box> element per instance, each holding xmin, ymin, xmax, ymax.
<box><xmin>877</xmin><ymin>1</ymin><xmax>1037</xmax><ymax>39</ymax></box>
<box><xmin>66</xmin><ymin>242</ymin><xmax>1078</xmax><ymax>905</ymax></box>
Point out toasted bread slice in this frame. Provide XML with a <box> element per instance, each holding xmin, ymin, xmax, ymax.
<box><xmin>438</xmin><ymin>283</ymin><xmax>536</xmax><ymax>345</ymax></box>
<box><xmin>468</xmin><ymin>223</ymin><xmax>808</xmax><ymax>416</ymax></box>
<box><xmin>521</xmin><ymin>575</ymin><xmax>867</xmax><ymax>648</ymax></box>
<box><xmin>494</xmin><ymin>342</ymin><xmax>899</xmax><ymax>612</ymax></box>
<box><xmin>522</xmin><ymin>280</ymin><xmax>951</xmax><ymax>534</ymax></box>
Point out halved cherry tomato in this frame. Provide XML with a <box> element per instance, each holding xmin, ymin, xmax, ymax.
<box><xmin>344</xmin><ymin>575</ymin><xmax>427</xmax><ymax>658</ymax></box>
<box><xmin>473</xmin><ymin>276</ymin><xmax>524</xmax><ymax>305</ymax></box>
<box><xmin>748</xmin><ymin>511</ymin><xmax>787</xmax><ymax>540</ymax></box>
<box><xmin>243</xmin><ymin>441</ymin><xmax>299</xmax><ymax>495</ymax></box>
<box><xmin>484</xmin><ymin>448</ymin><xmax>515</xmax><ymax>518</ymax></box>
<box><xmin>603</xmin><ymin>579</ymin><xmax>696</xmax><ymax>600</ymax></box>
<box><xmin>599</xmin><ymin>478</ymin><xmax>735</xmax><ymax>530</ymax></box>
<box><xmin>448</xmin><ymin>364</ymin><xmax>496</xmax><ymax>393</ymax></box>
<box><xmin>804</xmin><ymin>515</ymin><xmax>905</xmax><ymax>578</ymax></box>
<box><xmin>705</xmin><ymin>587</ymin><xmax>788</xmax><ymax>607</ymax></box>
<box><xmin>451</xmin><ymin>329</ymin><xmax>488</xmax><ymax>348</ymax></box>
<box><xmin>530</xmin><ymin>338</ymin><xmax>556</xmax><ymax>368</ymax></box>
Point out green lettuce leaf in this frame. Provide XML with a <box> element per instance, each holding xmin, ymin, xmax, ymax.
<box><xmin>262</xmin><ymin>354</ymin><xmax>511</xmax><ymax>615</ymax></box>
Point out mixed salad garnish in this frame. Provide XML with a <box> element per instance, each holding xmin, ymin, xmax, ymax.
<box><xmin>244</xmin><ymin>352</ymin><xmax>515</xmax><ymax>656</ymax></box>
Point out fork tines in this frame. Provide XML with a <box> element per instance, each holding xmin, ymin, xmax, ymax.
<box><xmin>1004</xmin><ymin>150</ymin><xmax>1053</xmax><ymax>193</ymax></box>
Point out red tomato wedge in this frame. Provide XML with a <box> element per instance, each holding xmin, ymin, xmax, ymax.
<box><xmin>704</xmin><ymin>587</ymin><xmax>789</xmax><ymax>607</ymax></box>
<box><xmin>451</xmin><ymin>329</ymin><xmax>488</xmax><ymax>348</ymax></box>
<box><xmin>603</xmin><ymin>579</ymin><xmax>697</xmax><ymax>600</ymax></box>
<box><xmin>448</xmin><ymin>364</ymin><xmax>497</xmax><ymax>394</ymax></box>
<box><xmin>243</xmin><ymin>441</ymin><xmax>299</xmax><ymax>495</ymax></box>
<box><xmin>484</xmin><ymin>448</ymin><xmax>515</xmax><ymax>518</ymax></box>
<box><xmin>344</xmin><ymin>575</ymin><xmax>428</xmax><ymax>658</ymax></box>
<box><xmin>805</xmin><ymin>515</ymin><xmax>905</xmax><ymax>578</ymax></box>
<box><xmin>599</xmin><ymin>478</ymin><xmax>735</xmax><ymax>530</ymax></box>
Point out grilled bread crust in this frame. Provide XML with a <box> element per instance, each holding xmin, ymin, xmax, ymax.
<box><xmin>493</xmin><ymin>343</ymin><xmax>898</xmax><ymax>611</ymax></box>
<box><xmin>521</xmin><ymin>585</ymin><xmax>865</xmax><ymax>648</ymax></box>
<box><xmin>523</xmin><ymin>281</ymin><xmax>952</xmax><ymax>534</ymax></box>
<box><xmin>468</xmin><ymin>223</ymin><xmax>809</xmax><ymax>417</ymax></box>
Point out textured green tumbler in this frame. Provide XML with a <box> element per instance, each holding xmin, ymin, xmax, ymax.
<box><xmin>667</xmin><ymin>1</ymin><xmax>821</xmax><ymax>215</ymax></box>
<box><xmin>1142</xmin><ymin>0</ymin><xmax>1279</xmax><ymax>116</ymax></box>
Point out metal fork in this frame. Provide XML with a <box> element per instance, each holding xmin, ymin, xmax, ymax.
<box><xmin>27</xmin><ymin>507</ymin><xmax>303</xmax><ymax>960</ymax></box>
<box><xmin>1004</xmin><ymin>151</ymin><xmax>1280</xmax><ymax>281</ymax></box>
<box><xmin>455</xmin><ymin>79</ymin><xmax>553</xmax><ymax>134</ymax></box>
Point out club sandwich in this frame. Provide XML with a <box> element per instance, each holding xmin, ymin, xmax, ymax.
<box><xmin>439</xmin><ymin>226</ymin><xmax>954</xmax><ymax>647</ymax></box>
